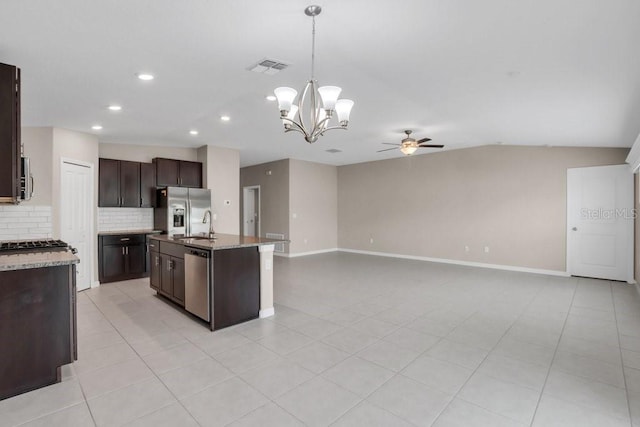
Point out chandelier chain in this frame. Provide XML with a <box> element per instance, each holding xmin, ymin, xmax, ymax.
<box><xmin>311</xmin><ymin>16</ymin><xmax>316</xmax><ymax>80</ymax></box>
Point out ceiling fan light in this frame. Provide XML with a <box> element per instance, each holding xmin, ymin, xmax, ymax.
<box><xmin>274</xmin><ymin>87</ymin><xmax>298</xmax><ymax>114</ymax></box>
<box><xmin>401</xmin><ymin>145</ymin><xmax>418</xmax><ymax>155</ymax></box>
<box><xmin>335</xmin><ymin>99</ymin><xmax>354</xmax><ymax>125</ymax></box>
<box><xmin>318</xmin><ymin>86</ymin><xmax>341</xmax><ymax>110</ymax></box>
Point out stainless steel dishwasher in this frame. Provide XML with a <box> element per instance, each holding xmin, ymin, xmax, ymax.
<box><xmin>184</xmin><ymin>247</ymin><xmax>211</xmax><ymax>322</ymax></box>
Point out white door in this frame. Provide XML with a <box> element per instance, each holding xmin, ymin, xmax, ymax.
<box><xmin>243</xmin><ymin>186</ymin><xmax>260</xmax><ymax>237</ymax></box>
<box><xmin>567</xmin><ymin>164</ymin><xmax>634</xmax><ymax>282</ymax></box>
<box><xmin>61</xmin><ymin>160</ymin><xmax>93</xmax><ymax>291</ymax></box>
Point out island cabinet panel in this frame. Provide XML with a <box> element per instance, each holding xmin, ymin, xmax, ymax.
<box><xmin>172</xmin><ymin>258</ymin><xmax>185</xmax><ymax>303</ymax></box>
<box><xmin>155</xmin><ymin>241</ymin><xmax>185</xmax><ymax>305</ymax></box>
<box><xmin>0</xmin><ymin>264</ymin><xmax>76</xmax><ymax>400</ymax></box>
<box><xmin>149</xmin><ymin>241</ymin><xmax>160</xmax><ymax>290</ymax></box>
<box><xmin>153</xmin><ymin>158</ymin><xmax>202</xmax><ymax>188</ymax></box>
<box><xmin>213</xmin><ymin>247</ymin><xmax>260</xmax><ymax>329</ymax></box>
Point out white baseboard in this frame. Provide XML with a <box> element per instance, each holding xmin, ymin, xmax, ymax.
<box><xmin>338</xmin><ymin>248</ymin><xmax>570</xmax><ymax>277</ymax></box>
<box><xmin>259</xmin><ymin>307</ymin><xmax>275</xmax><ymax>318</ymax></box>
<box><xmin>91</xmin><ymin>281</ymin><xmax>100</xmax><ymax>288</ymax></box>
<box><xmin>274</xmin><ymin>248</ymin><xmax>339</xmax><ymax>258</ymax></box>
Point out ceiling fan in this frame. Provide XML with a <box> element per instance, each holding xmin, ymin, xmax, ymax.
<box><xmin>377</xmin><ymin>130</ymin><xmax>444</xmax><ymax>155</ymax></box>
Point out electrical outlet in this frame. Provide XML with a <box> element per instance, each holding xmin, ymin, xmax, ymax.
<box><xmin>304</xmin><ymin>238</ymin><xmax>308</xmax><ymax>244</ymax></box>
<box><xmin>484</xmin><ymin>246</ymin><xmax>490</xmax><ymax>253</ymax></box>
<box><xmin>213</xmin><ymin>213</ymin><xmax>217</xmax><ymax>220</ymax></box>
<box><xmin>292</xmin><ymin>213</ymin><xmax>297</xmax><ymax>219</ymax></box>
<box><xmin>464</xmin><ymin>245</ymin><xmax>470</xmax><ymax>252</ymax></box>
<box><xmin>370</xmin><ymin>237</ymin><xmax>374</xmax><ymax>244</ymax></box>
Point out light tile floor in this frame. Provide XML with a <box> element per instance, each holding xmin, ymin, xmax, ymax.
<box><xmin>2</xmin><ymin>252</ymin><xmax>640</xmax><ymax>426</ymax></box>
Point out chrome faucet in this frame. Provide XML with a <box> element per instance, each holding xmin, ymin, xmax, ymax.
<box><xmin>202</xmin><ymin>210</ymin><xmax>215</xmax><ymax>238</ymax></box>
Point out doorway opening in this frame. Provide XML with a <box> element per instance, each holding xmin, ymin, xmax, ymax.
<box><xmin>243</xmin><ymin>186</ymin><xmax>261</xmax><ymax>237</ymax></box>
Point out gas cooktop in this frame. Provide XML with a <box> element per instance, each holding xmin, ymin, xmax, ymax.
<box><xmin>0</xmin><ymin>239</ymin><xmax>74</xmax><ymax>254</ymax></box>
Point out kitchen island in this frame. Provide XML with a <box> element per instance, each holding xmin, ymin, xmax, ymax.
<box><xmin>0</xmin><ymin>249</ymin><xmax>79</xmax><ymax>400</ymax></box>
<box><xmin>148</xmin><ymin>234</ymin><xmax>284</xmax><ymax>330</ymax></box>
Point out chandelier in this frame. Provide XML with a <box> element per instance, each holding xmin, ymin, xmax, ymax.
<box><xmin>274</xmin><ymin>5</ymin><xmax>354</xmax><ymax>144</ymax></box>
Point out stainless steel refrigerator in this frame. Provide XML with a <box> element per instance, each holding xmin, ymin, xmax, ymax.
<box><xmin>154</xmin><ymin>187</ymin><xmax>211</xmax><ymax>236</ymax></box>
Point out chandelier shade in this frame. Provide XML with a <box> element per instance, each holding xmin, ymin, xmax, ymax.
<box><xmin>273</xmin><ymin>5</ymin><xmax>354</xmax><ymax>144</ymax></box>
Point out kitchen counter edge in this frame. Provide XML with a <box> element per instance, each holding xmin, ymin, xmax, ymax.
<box><xmin>0</xmin><ymin>251</ymin><xmax>80</xmax><ymax>271</ymax></box>
<box><xmin>98</xmin><ymin>229</ymin><xmax>162</xmax><ymax>236</ymax></box>
<box><xmin>148</xmin><ymin>234</ymin><xmax>288</xmax><ymax>251</ymax></box>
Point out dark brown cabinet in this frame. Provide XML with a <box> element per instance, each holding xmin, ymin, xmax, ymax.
<box><xmin>149</xmin><ymin>243</ymin><xmax>161</xmax><ymax>291</ymax></box>
<box><xmin>140</xmin><ymin>162</ymin><xmax>156</xmax><ymax>207</ymax></box>
<box><xmin>179</xmin><ymin>161</ymin><xmax>202</xmax><ymax>188</ymax></box>
<box><xmin>213</xmin><ymin>247</ymin><xmax>260</xmax><ymax>329</ymax></box>
<box><xmin>98</xmin><ymin>234</ymin><xmax>148</xmax><ymax>283</ymax></box>
<box><xmin>153</xmin><ymin>158</ymin><xmax>202</xmax><ymax>188</ymax></box>
<box><xmin>99</xmin><ymin>158</ymin><xmax>157</xmax><ymax>207</ymax></box>
<box><xmin>0</xmin><ymin>264</ymin><xmax>77</xmax><ymax>400</ymax></box>
<box><xmin>99</xmin><ymin>159</ymin><xmax>140</xmax><ymax>207</ymax></box>
<box><xmin>151</xmin><ymin>240</ymin><xmax>185</xmax><ymax>306</ymax></box>
<box><xmin>0</xmin><ymin>62</ymin><xmax>21</xmax><ymax>204</ymax></box>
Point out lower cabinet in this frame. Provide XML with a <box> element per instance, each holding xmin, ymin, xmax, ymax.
<box><xmin>98</xmin><ymin>234</ymin><xmax>149</xmax><ymax>283</ymax></box>
<box><xmin>150</xmin><ymin>240</ymin><xmax>185</xmax><ymax>306</ymax></box>
<box><xmin>0</xmin><ymin>264</ymin><xmax>77</xmax><ymax>400</ymax></box>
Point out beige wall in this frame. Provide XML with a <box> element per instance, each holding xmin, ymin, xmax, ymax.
<box><xmin>338</xmin><ymin>145</ymin><xmax>629</xmax><ymax>272</ymax></box>
<box><xmin>289</xmin><ymin>159</ymin><xmax>338</xmax><ymax>254</ymax></box>
<box><xmin>99</xmin><ymin>143</ymin><xmax>198</xmax><ymax>163</ymax></box>
<box><xmin>197</xmin><ymin>145</ymin><xmax>240</xmax><ymax>234</ymax></box>
<box><xmin>21</xmin><ymin>127</ymin><xmax>53</xmax><ymax>206</ymax></box>
<box><xmin>240</xmin><ymin>160</ymin><xmax>290</xmax><ymax>250</ymax></box>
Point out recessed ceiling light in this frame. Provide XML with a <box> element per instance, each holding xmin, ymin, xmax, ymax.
<box><xmin>137</xmin><ymin>73</ymin><xmax>154</xmax><ymax>81</ymax></box>
<box><xmin>189</xmin><ymin>130</ymin><xmax>199</xmax><ymax>135</ymax></box>
<box><xmin>92</xmin><ymin>125</ymin><xmax>103</xmax><ymax>130</ymax></box>
<box><xmin>220</xmin><ymin>115</ymin><xmax>230</xmax><ymax>122</ymax></box>
<box><xmin>265</xmin><ymin>95</ymin><xmax>277</xmax><ymax>102</ymax></box>
<box><xmin>108</xmin><ymin>105</ymin><xmax>122</xmax><ymax>111</ymax></box>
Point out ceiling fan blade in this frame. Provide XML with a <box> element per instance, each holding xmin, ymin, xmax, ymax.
<box><xmin>381</xmin><ymin>143</ymin><xmax>401</xmax><ymax>146</ymax></box>
<box><xmin>418</xmin><ymin>144</ymin><xmax>444</xmax><ymax>148</ymax></box>
<box><xmin>377</xmin><ymin>147</ymin><xmax>399</xmax><ymax>153</ymax></box>
<box><xmin>416</xmin><ymin>137</ymin><xmax>432</xmax><ymax>143</ymax></box>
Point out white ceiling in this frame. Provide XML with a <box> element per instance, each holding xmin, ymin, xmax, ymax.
<box><xmin>1</xmin><ymin>0</ymin><xmax>639</xmax><ymax>166</ymax></box>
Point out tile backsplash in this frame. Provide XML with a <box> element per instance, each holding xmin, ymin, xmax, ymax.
<box><xmin>98</xmin><ymin>208</ymin><xmax>154</xmax><ymax>232</ymax></box>
<box><xmin>0</xmin><ymin>205</ymin><xmax>52</xmax><ymax>241</ymax></box>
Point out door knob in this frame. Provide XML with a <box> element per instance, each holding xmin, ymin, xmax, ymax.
<box><xmin>572</xmin><ymin>227</ymin><xmax>577</xmax><ymax>231</ymax></box>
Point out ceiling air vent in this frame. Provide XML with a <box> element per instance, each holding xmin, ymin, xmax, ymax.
<box><xmin>248</xmin><ymin>59</ymin><xmax>290</xmax><ymax>75</ymax></box>
<box><xmin>325</xmin><ymin>149</ymin><xmax>342</xmax><ymax>153</ymax></box>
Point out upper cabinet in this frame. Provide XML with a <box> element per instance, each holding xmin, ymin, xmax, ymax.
<box><xmin>140</xmin><ymin>162</ymin><xmax>156</xmax><ymax>208</ymax></box>
<box><xmin>0</xmin><ymin>63</ymin><xmax>21</xmax><ymax>204</ymax></box>
<box><xmin>99</xmin><ymin>159</ymin><xmax>140</xmax><ymax>207</ymax></box>
<box><xmin>153</xmin><ymin>158</ymin><xmax>202</xmax><ymax>188</ymax></box>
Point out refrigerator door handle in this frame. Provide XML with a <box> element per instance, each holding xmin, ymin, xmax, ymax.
<box><xmin>186</xmin><ymin>197</ymin><xmax>191</xmax><ymax>236</ymax></box>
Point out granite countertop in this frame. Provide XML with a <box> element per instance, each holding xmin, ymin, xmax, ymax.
<box><xmin>149</xmin><ymin>233</ymin><xmax>288</xmax><ymax>251</ymax></box>
<box><xmin>0</xmin><ymin>251</ymin><xmax>80</xmax><ymax>271</ymax></box>
<box><xmin>98</xmin><ymin>229</ymin><xmax>162</xmax><ymax>236</ymax></box>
